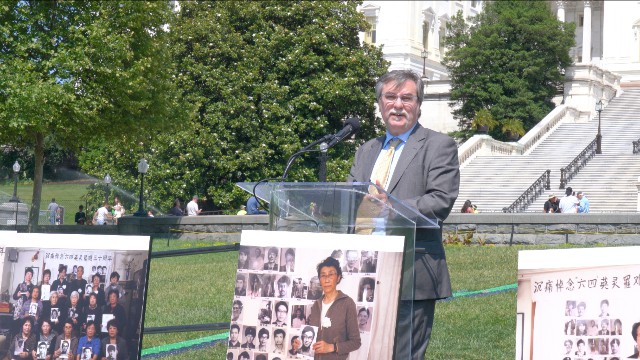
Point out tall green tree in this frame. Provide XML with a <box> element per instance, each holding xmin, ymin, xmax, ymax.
<box><xmin>79</xmin><ymin>1</ymin><xmax>388</xmax><ymax>213</ymax></box>
<box><xmin>0</xmin><ymin>1</ymin><xmax>185</xmax><ymax>228</ymax></box>
<box><xmin>443</xmin><ymin>1</ymin><xmax>575</xmax><ymax>140</ymax></box>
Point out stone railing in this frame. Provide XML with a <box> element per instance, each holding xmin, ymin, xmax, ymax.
<box><xmin>503</xmin><ymin>170</ymin><xmax>551</xmax><ymax>213</ymax></box>
<box><xmin>519</xmin><ymin>105</ymin><xmax>578</xmax><ymax>155</ymax></box>
<box><xmin>457</xmin><ymin>105</ymin><xmax>578</xmax><ymax>168</ymax></box>
<box><xmin>455</xmin><ymin>63</ymin><xmax>620</xmax><ymax>168</ymax></box>
<box><xmin>559</xmin><ymin>137</ymin><xmax>597</xmax><ymax>189</ymax></box>
<box><xmin>457</xmin><ymin>135</ymin><xmax>524</xmax><ymax>168</ymax></box>
<box><xmin>563</xmin><ymin>64</ymin><xmax>621</xmax><ymax>118</ymax></box>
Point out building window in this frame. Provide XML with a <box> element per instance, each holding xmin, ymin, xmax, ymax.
<box><xmin>422</xmin><ymin>21</ymin><xmax>429</xmax><ymax>49</ymax></box>
<box><xmin>578</xmin><ymin>14</ymin><xmax>584</xmax><ymax>27</ymax></box>
<box><xmin>364</xmin><ymin>16</ymin><xmax>377</xmax><ymax>44</ymax></box>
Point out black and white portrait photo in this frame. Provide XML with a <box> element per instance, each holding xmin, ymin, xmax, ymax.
<box><xmin>29</xmin><ymin>302</ymin><xmax>38</xmax><ymax>316</ymax></box>
<box><xmin>106</xmin><ymin>344</ymin><xmax>118</xmax><ymax>360</ymax></box>
<box><xmin>50</xmin><ymin>308</ymin><xmax>59</xmax><ymax>321</ymax></box>
<box><xmin>275</xmin><ymin>275</ymin><xmax>291</xmax><ymax>299</ymax></box>
<box><xmin>37</xmin><ymin>341</ymin><xmax>48</xmax><ymax>359</ymax></box>
<box><xmin>357</xmin><ymin>277</ymin><xmax>376</xmax><ymax>303</ymax></box>
<box><xmin>61</xmin><ymin>340</ymin><xmax>69</xmax><ymax>354</ymax></box>
<box><xmin>279</xmin><ymin>248</ymin><xmax>296</xmax><ymax>273</ymax></box>
<box><xmin>14</xmin><ymin>338</ymin><xmax>24</xmax><ymax>355</ymax></box>
<box><xmin>258</xmin><ymin>300</ymin><xmax>272</xmax><ymax>326</ymax></box>
<box><xmin>81</xmin><ymin>346</ymin><xmax>92</xmax><ymax>360</ymax></box>
<box><xmin>360</xmin><ymin>251</ymin><xmax>378</xmax><ymax>273</ymax></box>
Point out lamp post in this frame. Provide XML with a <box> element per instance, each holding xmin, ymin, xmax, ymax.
<box><xmin>133</xmin><ymin>159</ymin><xmax>149</xmax><ymax>217</ymax></box>
<box><xmin>318</xmin><ymin>142</ymin><xmax>328</xmax><ymax>182</ymax></box>
<box><xmin>9</xmin><ymin>161</ymin><xmax>21</xmax><ymax>203</ymax></box>
<box><xmin>595</xmin><ymin>99</ymin><xmax>603</xmax><ymax>154</ymax></box>
<box><xmin>421</xmin><ymin>49</ymin><xmax>429</xmax><ymax>77</ymax></box>
<box><xmin>103</xmin><ymin>174</ymin><xmax>111</xmax><ymax>204</ymax></box>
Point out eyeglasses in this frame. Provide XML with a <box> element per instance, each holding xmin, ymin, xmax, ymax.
<box><xmin>320</xmin><ymin>272</ymin><xmax>337</xmax><ymax>280</ymax></box>
<box><xmin>382</xmin><ymin>93</ymin><xmax>417</xmax><ymax>104</ymax></box>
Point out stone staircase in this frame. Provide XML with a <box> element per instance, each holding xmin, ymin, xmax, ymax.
<box><xmin>454</xmin><ymin>89</ymin><xmax>640</xmax><ymax>213</ymax></box>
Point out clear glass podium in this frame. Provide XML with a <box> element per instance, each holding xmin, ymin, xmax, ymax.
<box><xmin>237</xmin><ymin>181</ymin><xmax>439</xmax><ymax>359</ymax></box>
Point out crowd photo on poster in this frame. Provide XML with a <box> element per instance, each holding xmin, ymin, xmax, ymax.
<box><xmin>1</xmin><ymin>238</ymin><xmax>149</xmax><ymax>360</ymax></box>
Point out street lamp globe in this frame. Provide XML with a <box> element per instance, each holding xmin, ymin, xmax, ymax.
<box><xmin>103</xmin><ymin>174</ymin><xmax>112</xmax><ymax>203</ymax></box>
<box><xmin>421</xmin><ymin>49</ymin><xmax>429</xmax><ymax>78</ymax></box>
<box><xmin>595</xmin><ymin>99</ymin><xmax>603</xmax><ymax>112</ymax></box>
<box><xmin>138</xmin><ymin>159</ymin><xmax>149</xmax><ymax>174</ymax></box>
<box><xmin>10</xmin><ymin>161</ymin><xmax>21</xmax><ymax>202</ymax></box>
<box><xmin>134</xmin><ymin>159</ymin><xmax>149</xmax><ymax>217</ymax></box>
<box><xmin>595</xmin><ymin>99</ymin><xmax>604</xmax><ymax>154</ymax></box>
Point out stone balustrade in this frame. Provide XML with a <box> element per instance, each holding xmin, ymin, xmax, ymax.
<box><xmin>444</xmin><ymin>213</ymin><xmax>640</xmax><ymax>246</ymax></box>
<box><xmin>4</xmin><ymin>213</ymin><xmax>640</xmax><ymax>247</ymax></box>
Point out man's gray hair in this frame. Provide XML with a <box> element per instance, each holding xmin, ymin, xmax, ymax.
<box><xmin>375</xmin><ymin>70</ymin><xmax>424</xmax><ymax>103</ymax></box>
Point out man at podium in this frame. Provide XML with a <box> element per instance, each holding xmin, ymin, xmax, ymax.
<box><xmin>348</xmin><ymin>70</ymin><xmax>460</xmax><ymax>360</ymax></box>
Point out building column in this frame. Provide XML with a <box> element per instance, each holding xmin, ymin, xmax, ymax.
<box><xmin>556</xmin><ymin>1</ymin><xmax>565</xmax><ymax>22</ymax></box>
<box><xmin>433</xmin><ymin>18</ymin><xmax>440</xmax><ymax>59</ymax></box>
<box><xmin>581</xmin><ymin>1</ymin><xmax>592</xmax><ymax>63</ymax></box>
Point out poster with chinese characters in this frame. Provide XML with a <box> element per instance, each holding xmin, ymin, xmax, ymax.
<box><xmin>0</xmin><ymin>233</ymin><xmax>150</xmax><ymax>360</ymax></box>
<box><xmin>517</xmin><ymin>246</ymin><xmax>640</xmax><ymax>360</ymax></box>
<box><xmin>228</xmin><ymin>230</ymin><xmax>404</xmax><ymax>360</ymax></box>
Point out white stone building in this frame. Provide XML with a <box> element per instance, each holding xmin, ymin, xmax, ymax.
<box><xmin>359</xmin><ymin>1</ymin><xmax>482</xmax><ymax>133</ymax></box>
<box><xmin>550</xmin><ymin>0</ymin><xmax>640</xmax><ymax>85</ymax></box>
<box><xmin>359</xmin><ymin>0</ymin><xmax>640</xmax><ymax>133</ymax></box>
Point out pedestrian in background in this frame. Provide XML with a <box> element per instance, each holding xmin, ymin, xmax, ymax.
<box><xmin>186</xmin><ymin>195</ymin><xmax>202</xmax><ymax>216</ymax></box>
<box><xmin>48</xmin><ymin>198</ymin><xmax>59</xmax><ymax>225</ymax></box>
<box><xmin>577</xmin><ymin>191</ymin><xmax>590</xmax><ymax>213</ymax></box>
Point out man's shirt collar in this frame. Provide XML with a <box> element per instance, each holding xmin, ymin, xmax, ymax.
<box><xmin>383</xmin><ymin>123</ymin><xmax>417</xmax><ymax>147</ymax></box>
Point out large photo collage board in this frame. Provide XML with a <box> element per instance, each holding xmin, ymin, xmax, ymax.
<box><xmin>517</xmin><ymin>247</ymin><xmax>640</xmax><ymax>360</ymax></box>
<box><xmin>0</xmin><ymin>232</ymin><xmax>150</xmax><ymax>360</ymax></box>
<box><xmin>226</xmin><ymin>230</ymin><xmax>405</xmax><ymax>360</ymax></box>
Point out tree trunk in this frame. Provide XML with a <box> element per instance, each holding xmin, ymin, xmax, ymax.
<box><xmin>28</xmin><ymin>132</ymin><xmax>45</xmax><ymax>232</ymax></box>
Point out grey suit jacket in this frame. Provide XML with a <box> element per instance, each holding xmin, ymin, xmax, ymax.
<box><xmin>348</xmin><ymin>124</ymin><xmax>460</xmax><ymax>300</ymax></box>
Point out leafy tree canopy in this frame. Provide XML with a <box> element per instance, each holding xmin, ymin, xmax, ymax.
<box><xmin>0</xmin><ymin>1</ymin><xmax>185</xmax><ymax>227</ymax></box>
<box><xmin>443</xmin><ymin>1</ymin><xmax>575</xmax><ymax>141</ymax></box>
<box><xmin>79</xmin><ymin>1</ymin><xmax>388</xmax><ymax>213</ymax></box>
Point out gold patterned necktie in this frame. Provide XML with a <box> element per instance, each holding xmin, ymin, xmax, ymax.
<box><xmin>370</xmin><ymin>138</ymin><xmax>401</xmax><ymax>194</ymax></box>
<box><xmin>356</xmin><ymin>138</ymin><xmax>401</xmax><ymax>234</ymax></box>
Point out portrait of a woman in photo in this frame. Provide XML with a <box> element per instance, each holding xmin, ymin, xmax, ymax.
<box><xmin>307</xmin><ymin>256</ymin><xmax>361</xmax><ymax>359</ymax></box>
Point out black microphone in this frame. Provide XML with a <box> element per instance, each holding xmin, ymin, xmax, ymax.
<box><xmin>326</xmin><ymin>117</ymin><xmax>360</xmax><ymax>148</ymax></box>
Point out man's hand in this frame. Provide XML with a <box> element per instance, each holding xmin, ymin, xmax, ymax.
<box><xmin>312</xmin><ymin>340</ymin><xmax>335</xmax><ymax>354</ymax></box>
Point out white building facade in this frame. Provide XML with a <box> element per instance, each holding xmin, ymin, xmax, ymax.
<box><xmin>360</xmin><ymin>0</ymin><xmax>639</xmax><ymax>133</ymax></box>
<box><xmin>550</xmin><ymin>0</ymin><xmax>640</xmax><ymax>85</ymax></box>
<box><xmin>359</xmin><ymin>1</ymin><xmax>482</xmax><ymax>133</ymax></box>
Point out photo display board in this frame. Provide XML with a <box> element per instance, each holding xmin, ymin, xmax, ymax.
<box><xmin>517</xmin><ymin>246</ymin><xmax>640</xmax><ymax>360</ymax></box>
<box><xmin>227</xmin><ymin>230</ymin><xmax>405</xmax><ymax>360</ymax></box>
<box><xmin>0</xmin><ymin>233</ymin><xmax>150</xmax><ymax>359</ymax></box>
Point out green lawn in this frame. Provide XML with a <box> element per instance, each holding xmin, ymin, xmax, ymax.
<box><xmin>142</xmin><ymin>241</ymin><xmax>581</xmax><ymax>359</ymax></box>
<box><xmin>0</xmin><ymin>182</ymin><xmax>91</xmax><ymax>224</ymax></box>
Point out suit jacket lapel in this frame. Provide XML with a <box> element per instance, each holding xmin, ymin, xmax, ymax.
<box><xmin>362</xmin><ymin>136</ymin><xmax>385</xmax><ymax>181</ymax></box>
<box><xmin>387</xmin><ymin>126</ymin><xmax>427</xmax><ymax>193</ymax></box>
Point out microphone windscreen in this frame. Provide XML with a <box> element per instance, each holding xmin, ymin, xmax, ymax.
<box><xmin>344</xmin><ymin>117</ymin><xmax>361</xmax><ymax>133</ymax></box>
